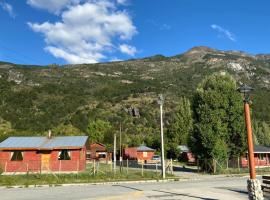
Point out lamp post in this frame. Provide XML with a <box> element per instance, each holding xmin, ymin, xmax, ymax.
<box><xmin>157</xmin><ymin>94</ymin><xmax>165</xmax><ymax>179</ymax></box>
<box><xmin>237</xmin><ymin>84</ymin><xmax>263</xmax><ymax>200</ymax></box>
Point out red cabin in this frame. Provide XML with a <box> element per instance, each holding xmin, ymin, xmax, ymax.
<box><xmin>0</xmin><ymin>136</ymin><xmax>88</xmax><ymax>174</ymax></box>
<box><xmin>241</xmin><ymin>145</ymin><xmax>270</xmax><ymax>168</ymax></box>
<box><xmin>87</xmin><ymin>142</ymin><xmax>111</xmax><ymax>162</ymax></box>
<box><xmin>124</xmin><ymin>145</ymin><xmax>155</xmax><ymax>163</ymax></box>
<box><xmin>178</xmin><ymin>145</ymin><xmax>196</xmax><ymax>164</ymax></box>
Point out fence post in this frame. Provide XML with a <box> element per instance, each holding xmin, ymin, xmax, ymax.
<box><xmin>5</xmin><ymin>161</ymin><xmax>7</xmax><ymax>173</ymax></box>
<box><xmin>60</xmin><ymin>160</ymin><xmax>62</xmax><ymax>173</ymax></box>
<box><xmin>155</xmin><ymin>162</ymin><xmax>158</xmax><ymax>175</ymax></box>
<box><xmin>110</xmin><ymin>160</ymin><xmax>112</xmax><ymax>172</ymax></box>
<box><xmin>141</xmin><ymin>162</ymin><xmax>144</xmax><ymax>177</ymax></box>
<box><xmin>93</xmin><ymin>159</ymin><xmax>96</xmax><ymax>175</ymax></box>
<box><xmin>77</xmin><ymin>160</ymin><xmax>79</xmax><ymax>174</ymax></box>
<box><xmin>170</xmin><ymin>159</ymin><xmax>173</xmax><ymax>175</ymax></box>
<box><xmin>237</xmin><ymin>157</ymin><xmax>240</xmax><ymax>172</ymax></box>
<box><xmin>27</xmin><ymin>163</ymin><xmax>29</xmax><ymax>173</ymax></box>
<box><xmin>213</xmin><ymin>159</ymin><xmax>216</xmax><ymax>174</ymax></box>
<box><xmin>197</xmin><ymin>159</ymin><xmax>199</xmax><ymax>173</ymax></box>
<box><xmin>126</xmin><ymin>159</ymin><xmax>129</xmax><ymax>175</ymax></box>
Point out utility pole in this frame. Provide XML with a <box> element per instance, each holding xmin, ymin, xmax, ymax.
<box><xmin>113</xmin><ymin>133</ymin><xmax>116</xmax><ymax>174</ymax></box>
<box><xmin>158</xmin><ymin>94</ymin><xmax>165</xmax><ymax>179</ymax></box>
<box><xmin>119</xmin><ymin>123</ymin><xmax>123</xmax><ymax>172</ymax></box>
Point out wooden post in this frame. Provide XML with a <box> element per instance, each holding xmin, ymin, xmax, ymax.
<box><xmin>126</xmin><ymin>159</ymin><xmax>129</xmax><ymax>175</ymax></box>
<box><xmin>170</xmin><ymin>159</ymin><xmax>173</xmax><ymax>175</ymax></box>
<box><xmin>5</xmin><ymin>161</ymin><xmax>7</xmax><ymax>173</ymax></box>
<box><xmin>110</xmin><ymin>159</ymin><xmax>113</xmax><ymax>172</ymax></box>
<box><xmin>77</xmin><ymin>160</ymin><xmax>79</xmax><ymax>174</ymax></box>
<box><xmin>244</xmin><ymin>103</ymin><xmax>256</xmax><ymax>179</ymax></box>
<box><xmin>113</xmin><ymin>133</ymin><xmax>116</xmax><ymax>174</ymax></box>
<box><xmin>93</xmin><ymin>159</ymin><xmax>96</xmax><ymax>175</ymax></box>
<box><xmin>59</xmin><ymin>160</ymin><xmax>62</xmax><ymax>173</ymax></box>
<box><xmin>213</xmin><ymin>159</ymin><xmax>216</xmax><ymax>174</ymax></box>
<box><xmin>141</xmin><ymin>163</ymin><xmax>144</xmax><ymax>176</ymax></box>
<box><xmin>197</xmin><ymin>159</ymin><xmax>199</xmax><ymax>173</ymax></box>
<box><xmin>237</xmin><ymin>156</ymin><xmax>240</xmax><ymax>172</ymax></box>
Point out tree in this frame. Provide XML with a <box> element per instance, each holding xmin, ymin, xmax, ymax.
<box><xmin>166</xmin><ymin>97</ymin><xmax>193</xmax><ymax>159</ymax></box>
<box><xmin>254</xmin><ymin>121</ymin><xmax>270</xmax><ymax>145</ymax></box>
<box><xmin>87</xmin><ymin>119</ymin><xmax>113</xmax><ymax>144</ymax></box>
<box><xmin>52</xmin><ymin>123</ymin><xmax>82</xmax><ymax>136</ymax></box>
<box><xmin>189</xmin><ymin>73</ymin><xmax>246</xmax><ymax>170</ymax></box>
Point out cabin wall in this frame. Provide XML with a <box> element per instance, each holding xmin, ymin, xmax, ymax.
<box><xmin>0</xmin><ymin>147</ymin><xmax>86</xmax><ymax>173</ymax></box>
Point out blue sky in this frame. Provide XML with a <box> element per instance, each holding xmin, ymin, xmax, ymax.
<box><xmin>0</xmin><ymin>0</ymin><xmax>270</xmax><ymax>65</ymax></box>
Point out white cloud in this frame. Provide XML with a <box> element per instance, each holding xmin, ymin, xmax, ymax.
<box><xmin>28</xmin><ymin>1</ymin><xmax>137</xmax><ymax>64</ymax></box>
<box><xmin>27</xmin><ymin>0</ymin><xmax>80</xmax><ymax>14</ymax></box>
<box><xmin>116</xmin><ymin>0</ymin><xmax>128</xmax><ymax>5</ymax></box>
<box><xmin>211</xmin><ymin>24</ymin><xmax>236</xmax><ymax>42</ymax></box>
<box><xmin>119</xmin><ymin>44</ymin><xmax>137</xmax><ymax>56</ymax></box>
<box><xmin>146</xmin><ymin>19</ymin><xmax>171</xmax><ymax>31</ymax></box>
<box><xmin>0</xmin><ymin>1</ymin><xmax>16</xmax><ymax>18</ymax></box>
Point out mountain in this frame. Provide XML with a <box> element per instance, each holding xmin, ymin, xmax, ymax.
<box><xmin>0</xmin><ymin>46</ymin><xmax>269</xmax><ymax>137</ymax></box>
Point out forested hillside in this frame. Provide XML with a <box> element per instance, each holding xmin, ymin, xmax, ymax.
<box><xmin>0</xmin><ymin>46</ymin><xmax>269</xmax><ymax>148</ymax></box>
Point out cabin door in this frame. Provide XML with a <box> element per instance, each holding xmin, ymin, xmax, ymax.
<box><xmin>41</xmin><ymin>152</ymin><xmax>51</xmax><ymax>171</ymax></box>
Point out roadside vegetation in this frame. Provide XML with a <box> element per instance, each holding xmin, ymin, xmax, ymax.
<box><xmin>0</xmin><ymin>163</ymin><xmax>174</xmax><ymax>187</ymax></box>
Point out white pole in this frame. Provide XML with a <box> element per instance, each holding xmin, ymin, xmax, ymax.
<box><xmin>113</xmin><ymin>133</ymin><xmax>116</xmax><ymax>174</ymax></box>
<box><xmin>160</xmin><ymin>102</ymin><xmax>165</xmax><ymax>179</ymax></box>
<box><xmin>157</xmin><ymin>94</ymin><xmax>166</xmax><ymax>179</ymax></box>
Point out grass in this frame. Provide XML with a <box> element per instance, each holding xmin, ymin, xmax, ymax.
<box><xmin>214</xmin><ymin>166</ymin><xmax>270</xmax><ymax>175</ymax></box>
<box><xmin>0</xmin><ymin>163</ymin><xmax>174</xmax><ymax>187</ymax></box>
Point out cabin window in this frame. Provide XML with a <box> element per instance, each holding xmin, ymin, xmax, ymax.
<box><xmin>98</xmin><ymin>152</ymin><xmax>106</xmax><ymax>158</ymax></box>
<box><xmin>58</xmin><ymin>150</ymin><xmax>71</xmax><ymax>160</ymax></box>
<box><xmin>11</xmin><ymin>151</ymin><xmax>23</xmax><ymax>161</ymax></box>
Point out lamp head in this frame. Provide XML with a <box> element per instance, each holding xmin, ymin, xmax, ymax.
<box><xmin>157</xmin><ymin>94</ymin><xmax>164</xmax><ymax>105</ymax></box>
<box><xmin>237</xmin><ymin>84</ymin><xmax>254</xmax><ymax>103</ymax></box>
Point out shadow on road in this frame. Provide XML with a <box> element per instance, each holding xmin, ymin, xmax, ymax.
<box><xmin>150</xmin><ymin>190</ymin><xmax>218</xmax><ymax>200</ymax></box>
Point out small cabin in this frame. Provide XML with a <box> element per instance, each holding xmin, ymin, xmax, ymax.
<box><xmin>0</xmin><ymin>136</ymin><xmax>88</xmax><ymax>174</ymax></box>
<box><xmin>87</xmin><ymin>142</ymin><xmax>111</xmax><ymax>162</ymax></box>
<box><xmin>241</xmin><ymin>145</ymin><xmax>270</xmax><ymax>168</ymax></box>
<box><xmin>124</xmin><ymin>145</ymin><xmax>155</xmax><ymax>163</ymax></box>
<box><xmin>178</xmin><ymin>145</ymin><xmax>196</xmax><ymax>164</ymax></box>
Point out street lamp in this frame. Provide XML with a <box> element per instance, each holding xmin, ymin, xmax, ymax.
<box><xmin>157</xmin><ymin>94</ymin><xmax>166</xmax><ymax>179</ymax></box>
<box><xmin>237</xmin><ymin>84</ymin><xmax>263</xmax><ymax>200</ymax></box>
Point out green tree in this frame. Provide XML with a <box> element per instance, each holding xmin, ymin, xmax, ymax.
<box><xmin>52</xmin><ymin>123</ymin><xmax>82</xmax><ymax>136</ymax></box>
<box><xmin>167</xmin><ymin>97</ymin><xmax>193</xmax><ymax>144</ymax></box>
<box><xmin>189</xmin><ymin>73</ymin><xmax>246</xmax><ymax>170</ymax></box>
<box><xmin>87</xmin><ymin>119</ymin><xmax>113</xmax><ymax>144</ymax></box>
<box><xmin>166</xmin><ymin>97</ymin><xmax>193</xmax><ymax>159</ymax></box>
<box><xmin>254</xmin><ymin>121</ymin><xmax>270</xmax><ymax>145</ymax></box>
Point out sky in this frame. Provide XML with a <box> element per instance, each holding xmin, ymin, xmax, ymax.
<box><xmin>1</xmin><ymin>0</ymin><xmax>270</xmax><ymax>65</ymax></box>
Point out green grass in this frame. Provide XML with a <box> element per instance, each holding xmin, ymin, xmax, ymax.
<box><xmin>0</xmin><ymin>163</ymin><xmax>174</xmax><ymax>187</ymax></box>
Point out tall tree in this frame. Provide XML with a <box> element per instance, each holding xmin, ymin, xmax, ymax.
<box><xmin>189</xmin><ymin>73</ymin><xmax>246</xmax><ymax>167</ymax></box>
<box><xmin>166</xmin><ymin>97</ymin><xmax>193</xmax><ymax>159</ymax></box>
<box><xmin>254</xmin><ymin>121</ymin><xmax>270</xmax><ymax>145</ymax></box>
<box><xmin>87</xmin><ymin>119</ymin><xmax>113</xmax><ymax>144</ymax></box>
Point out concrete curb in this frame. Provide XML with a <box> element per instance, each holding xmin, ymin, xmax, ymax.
<box><xmin>0</xmin><ymin>178</ymin><xmax>186</xmax><ymax>189</ymax></box>
<box><xmin>0</xmin><ymin>174</ymin><xmax>256</xmax><ymax>189</ymax></box>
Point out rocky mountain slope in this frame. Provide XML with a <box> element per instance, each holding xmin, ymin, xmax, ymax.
<box><xmin>0</xmin><ymin>46</ymin><xmax>269</xmax><ymax>135</ymax></box>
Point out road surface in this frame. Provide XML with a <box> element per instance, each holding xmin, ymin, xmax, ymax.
<box><xmin>0</xmin><ymin>176</ymin><xmax>259</xmax><ymax>200</ymax></box>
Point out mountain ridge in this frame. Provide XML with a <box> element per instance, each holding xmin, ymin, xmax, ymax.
<box><xmin>0</xmin><ymin>46</ymin><xmax>269</xmax><ymax>138</ymax></box>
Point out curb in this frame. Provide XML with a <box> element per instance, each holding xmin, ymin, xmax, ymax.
<box><xmin>0</xmin><ymin>178</ymin><xmax>186</xmax><ymax>189</ymax></box>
